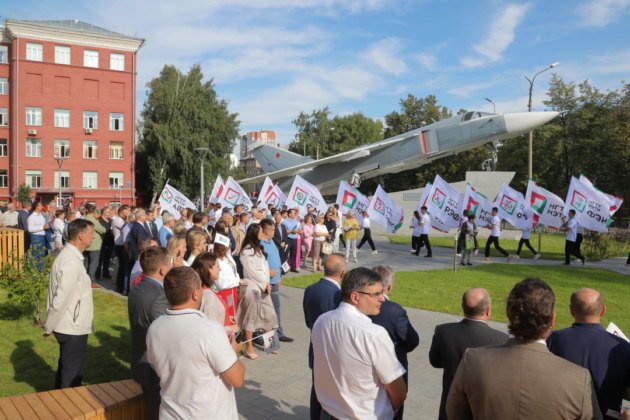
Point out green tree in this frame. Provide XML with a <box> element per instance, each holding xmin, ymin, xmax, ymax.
<box><xmin>136</xmin><ymin>64</ymin><xmax>240</xmax><ymax>200</ymax></box>
<box><xmin>16</xmin><ymin>184</ymin><xmax>31</xmax><ymax>203</ymax></box>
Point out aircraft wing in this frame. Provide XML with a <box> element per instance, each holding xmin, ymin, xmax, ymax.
<box><xmin>239</xmin><ymin>133</ymin><xmax>418</xmax><ymax>184</ymax></box>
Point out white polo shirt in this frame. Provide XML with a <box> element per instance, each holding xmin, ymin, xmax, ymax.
<box><xmin>566</xmin><ymin>218</ymin><xmax>578</xmax><ymax>242</ymax></box>
<box><xmin>490</xmin><ymin>215</ymin><xmax>501</xmax><ymax>237</ymax></box>
<box><xmin>420</xmin><ymin>213</ymin><xmax>431</xmax><ymax>235</ymax></box>
<box><xmin>146</xmin><ymin>308</ymin><xmax>238</xmax><ymax>420</ymax></box>
<box><xmin>521</xmin><ymin>228</ymin><xmax>531</xmax><ymax>240</ymax></box>
<box><xmin>312</xmin><ymin>302</ymin><xmax>406</xmax><ymax>419</ymax></box>
<box><xmin>411</xmin><ymin>218</ymin><xmax>422</xmax><ymax>236</ymax></box>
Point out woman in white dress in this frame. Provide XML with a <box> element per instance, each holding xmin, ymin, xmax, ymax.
<box><xmin>52</xmin><ymin>209</ymin><xmax>66</xmax><ymax>252</ymax></box>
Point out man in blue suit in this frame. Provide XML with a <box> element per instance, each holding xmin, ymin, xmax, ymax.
<box><xmin>369</xmin><ymin>266</ymin><xmax>419</xmax><ymax>420</ymax></box>
<box><xmin>303</xmin><ymin>253</ymin><xmax>345</xmax><ymax>420</ymax></box>
<box><xmin>548</xmin><ymin>288</ymin><xmax>630</xmax><ymax>419</ymax></box>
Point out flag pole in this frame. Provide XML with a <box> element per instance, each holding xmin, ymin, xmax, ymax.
<box><xmin>150</xmin><ymin>178</ymin><xmax>170</xmax><ymax>208</ymax></box>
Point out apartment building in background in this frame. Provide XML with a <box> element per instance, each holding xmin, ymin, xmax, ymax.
<box><xmin>239</xmin><ymin>130</ymin><xmax>277</xmax><ymax>178</ymax></box>
<box><xmin>0</xmin><ymin>19</ymin><xmax>143</xmax><ymax>207</ymax></box>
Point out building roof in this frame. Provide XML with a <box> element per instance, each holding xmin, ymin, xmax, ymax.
<box><xmin>7</xmin><ymin>19</ymin><xmax>143</xmax><ymax>41</ymax></box>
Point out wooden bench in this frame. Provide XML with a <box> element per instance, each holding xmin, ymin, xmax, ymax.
<box><xmin>0</xmin><ymin>379</ymin><xmax>145</xmax><ymax>419</ymax></box>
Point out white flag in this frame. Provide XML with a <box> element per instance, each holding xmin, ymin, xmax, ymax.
<box><xmin>579</xmin><ymin>175</ymin><xmax>623</xmax><ymax>217</ymax></box>
<box><xmin>261</xmin><ymin>329</ymin><xmax>280</xmax><ymax>354</ymax></box>
<box><xmin>258</xmin><ymin>178</ymin><xmax>286</xmax><ymax>209</ymax></box>
<box><xmin>494</xmin><ymin>184</ymin><xmax>535</xmax><ymax>230</ymax></box>
<box><xmin>209</xmin><ymin>175</ymin><xmax>224</xmax><ymax>205</ymax></box>
<box><xmin>564</xmin><ymin>177</ymin><xmax>611</xmax><ymax>233</ymax></box>
<box><xmin>525</xmin><ymin>180</ymin><xmax>565</xmax><ymax>230</ymax></box>
<box><xmin>257</xmin><ymin>177</ymin><xmax>275</xmax><ymax>207</ymax></box>
<box><xmin>335</xmin><ymin>181</ymin><xmax>371</xmax><ymax>224</ymax></box>
<box><xmin>158</xmin><ymin>183</ymin><xmax>196</xmax><ymax>220</ymax></box>
<box><xmin>284</xmin><ymin>175</ymin><xmax>328</xmax><ymax>217</ymax></box>
<box><xmin>462</xmin><ymin>184</ymin><xmax>494</xmax><ymax>226</ymax></box>
<box><xmin>367</xmin><ymin>185</ymin><xmax>404</xmax><ymax>234</ymax></box>
<box><xmin>426</xmin><ymin>175</ymin><xmax>463</xmax><ymax>231</ymax></box>
<box><xmin>219</xmin><ymin>176</ymin><xmax>253</xmax><ymax>212</ymax></box>
<box><xmin>416</xmin><ymin>183</ymin><xmax>431</xmax><ymax>214</ymax></box>
<box><xmin>606</xmin><ymin>322</ymin><xmax>629</xmax><ymax>342</ymax></box>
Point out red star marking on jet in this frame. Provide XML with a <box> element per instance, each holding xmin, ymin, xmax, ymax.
<box><xmin>275</xmin><ymin>153</ymin><xmax>281</xmax><ymax>158</ymax></box>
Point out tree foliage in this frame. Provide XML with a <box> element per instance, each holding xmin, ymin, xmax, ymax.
<box><xmin>136</xmin><ymin>64</ymin><xmax>240</xmax><ymax>200</ymax></box>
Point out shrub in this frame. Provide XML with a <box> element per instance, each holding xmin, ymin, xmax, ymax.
<box><xmin>582</xmin><ymin>231</ymin><xmax>627</xmax><ymax>260</ymax></box>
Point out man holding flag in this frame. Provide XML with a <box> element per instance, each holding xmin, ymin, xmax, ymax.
<box><xmin>562</xmin><ymin>210</ymin><xmax>585</xmax><ymax>266</ymax></box>
<box><xmin>483</xmin><ymin>207</ymin><xmax>510</xmax><ymax>262</ymax></box>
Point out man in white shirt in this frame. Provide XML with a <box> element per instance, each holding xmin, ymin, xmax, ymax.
<box><xmin>2</xmin><ymin>202</ymin><xmax>19</xmax><ymax>228</ymax></box>
<box><xmin>312</xmin><ymin>267</ymin><xmax>407</xmax><ymax>419</ymax></box>
<box><xmin>418</xmin><ymin>206</ymin><xmax>433</xmax><ymax>257</ymax></box>
<box><xmin>563</xmin><ymin>210</ymin><xmax>585</xmax><ymax>265</ymax></box>
<box><xmin>44</xmin><ymin>218</ymin><xmax>95</xmax><ymax>388</ymax></box>
<box><xmin>357</xmin><ymin>211</ymin><xmax>377</xmax><ymax>254</ymax></box>
<box><xmin>147</xmin><ymin>266</ymin><xmax>245</xmax><ymax>419</ymax></box>
<box><xmin>112</xmin><ymin>205</ymin><xmax>130</xmax><ymax>293</ymax></box>
<box><xmin>27</xmin><ymin>201</ymin><xmax>49</xmax><ymax>269</ymax></box>
<box><xmin>483</xmin><ymin>207</ymin><xmax>510</xmax><ymax>261</ymax></box>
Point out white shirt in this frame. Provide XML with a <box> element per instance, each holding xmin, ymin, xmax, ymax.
<box><xmin>216</xmin><ymin>254</ymin><xmax>240</xmax><ymax>290</ymax></box>
<box><xmin>411</xmin><ymin>218</ymin><xmax>422</xmax><ymax>236</ymax></box>
<box><xmin>121</xmin><ymin>223</ymin><xmax>132</xmax><ymax>243</ymax></box>
<box><xmin>521</xmin><ymin>228</ymin><xmax>531</xmax><ymax>240</ymax></box>
<box><xmin>53</xmin><ymin>218</ymin><xmax>65</xmax><ymax>247</ymax></box>
<box><xmin>27</xmin><ymin>212</ymin><xmax>47</xmax><ymax>236</ymax></box>
<box><xmin>314</xmin><ymin>224</ymin><xmax>328</xmax><ymax>242</ymax></box>
<box><xmin>361</xmin><ymin>217</ymin><xmax>371</xmax><ymax>229</ymax></box>
<box><xmin>147</xmin><ymin>308</ymin><xmax>238</xmax><ymax>420</ymax></box>
<box><xmin>420</xmin><ymin>213</ymin><xmax>431</xmax><ymax>235</ymax></box>
<box><xmin>566</xmin><ymin>218</ymin><xmax>578</xmax><ymax>242</ymax></box>
<box><xmin>490</xmin><ymin>215</ymin><xmax>501</xmax><ymax>237</ymax></box>
<box><xmin>112</xmin><ymin>215</ymin><xmax>125</xmax><ymax>246</ymax></box>
<box><xmin>207</xmin><ymin>209</ymin><xmax>217</xmax><ymax>227</ymax></box>
<box><xmin>312</xmin><ymin>302</ymin><xmax>406</xmax><ymax>420</ymax></box>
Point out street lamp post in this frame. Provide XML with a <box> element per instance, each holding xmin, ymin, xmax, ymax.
<box><xmin>194</xmin><ymin>147</ymin><xmax>209</xmax><ymax>211</ymax></box>
<box><xmin>525</xmin><ymin>62</ymin><xmax>559</xmax><ymax>179</ymax></box>
<box><xmin>55</xmin><ymin>157</ymin><xmax>68</xmax><ymax>207</ymax></box>
<box><xmin>485</xmin><ymin>98</ymin><xmax>496</xmax><ymax>114</ymax></box>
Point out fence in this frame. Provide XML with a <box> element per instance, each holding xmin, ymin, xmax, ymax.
<box><xmin>0</xmin><ymin>228</ymin><xmax>24</xmax><ymax>270</ymax></box>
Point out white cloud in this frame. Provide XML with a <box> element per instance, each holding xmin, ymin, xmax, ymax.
<box><xmin>447</xmin><ymin>81</ymin><xmax>496</xmax><ymax>98</ymax></box>
<box><xmin>576</xmin><ymin>0</ymin><xmax>630</xmax><ymax>27</ymax></box>
<box><xmin>362</xmin><ymin>38</ymin><xmax>408</xmax><ymax>76</ymax></box>
<box><xmin>413</xmin><ymin>52</ymin><xmax>438</xmax><ymax>70</ymax></box>
<box><xmin>461</xmin><ymin>3</ymin><xmax>530</xmax><ymax>68</ymax></box>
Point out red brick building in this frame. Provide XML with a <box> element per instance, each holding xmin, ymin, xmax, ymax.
<box><xmin>0</xmin><ymin>19</ymin><xmax>144</xmax><ymax>207</ymax></box>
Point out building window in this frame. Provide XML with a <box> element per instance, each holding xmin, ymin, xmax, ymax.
<box><xmin>0</xmin><ymin>139</ymin><xmax>6</xmax><ymax>156</ymax></box>
<box><xmin>26</xmin><ymin>43</ymin><xmax>43</xmax><ymax>61</ymax></box>
<box><xmin>83</xmin><ymin>171</ymin><xmax>97</xmax><ymax>189</ymax></box>
<box><xmin>0</xmin><ymin>78</ymin><xmax>7</xmax><ymax>95</ymax></box>
<box><xmin>54</xmin><ymin>109</ymin><xmax>70</xmax><ymax>128</ymax></box>
<box><xmin>109</xmin><ymin>113</ymin><xmax>124</xmax><ymax>131</ymax></box>
<box><xmin>25</xmin><ymin>138</ymin><xmax>42</xmax><ymax>157</ymax></box>
<box><xmin>26</xmin><ymin>107</ymin><xmax>42</xmax><ymax>126</ymax></box>
<box><xmin>54</xmin><ymin>46</ymin><xmax>71</xmax><ymax>65</ymax></box>
<box><xmin>54</xmin><ymin>171</ymin><xmax>70</xmax><ymax>188</ymax></box>
<box><xmin>110</xmin><ymin>53</ymin><xmax>124</xmax><ymax>71</ymax></box>
<box><xmin>0</xmin><ymin>46</ymin><xmax>7</xmax><ymax>64</ymax></box>
<box><xmin>83</xmin><ymin>141</ymin><xmax>98</xmax><ymax>159</ymax></box>
<box><xmin>0</xmin><ymin>108</ymin><xmax>7</xmax><ymax>126</ymax></box>
<box><xmin>109</xmin><ymin>141</ymin><xmax>123</xmax><ymax>159</ymax></box>
<box><xmin>54</xmin><ymin>140</ymin><xmax>70</xmax><ymax>158</ymax></box>
<box><xmin>0</xmin><ymin>170</ymin><xmax>6</xmax><ymax>188</ymax></box>
<box><xmin>109</xmin><ymin>172</ymin><xmax>123</xmax><ymax>189</ymax></box>
<box><xmin>83</xmin><ymin>111</ymin><xmax>98</xmax><ymax>129</ymax></box>
<box><xmin>26</xmin><ymin>170</ymin><xmax>42</xmax><ymax>188</ymax></box>
<box><xmin>84</xmin><ymin>50</ymin><xmax>99</xmax><ymax>68</ymax></box>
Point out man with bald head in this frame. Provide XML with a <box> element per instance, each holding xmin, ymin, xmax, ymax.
<box><xmin>429</xmin><ymin>288</ymin><xmax>508</xmax><ymax>420</ymax></box>
<box><xmin>548</xmin><ymin>288</ymin><xmax>630</xmax><ymax>419</ymax></box>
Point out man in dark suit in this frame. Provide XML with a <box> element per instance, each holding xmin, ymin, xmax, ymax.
<box><xmin>369</xmin><ymin>266</ymin><xmax>419</xmax><ymax>420</ymax></box>
<box><xmin>447</xmin><ymin>278</ymin><xmax>601</xmax><ymax>420</ymax></box>
<box><xmin>145</xmin><ymin>208</ymin><xmax>160</xmax><ymax>240</ymax></box>
<box><xmin>273</xmin><ymin>210</ymin><xmax>288</xmax><ymax>264</ymax></box>
<box><xmin>548</xmin><ymin>288</ymin><xmax>630</xmax><ymax>419</ymax></box>
<box><xmin>125</xmin><ymin>209</ymin><xmax>151</xmax><ymax>277</ymax></box>
<box><xmin>128</xmin><ymin>246</ymin><xmax>170</xmax><ymax>420</ymax></box>
<box><xmin>429</xmin><ymin>288</ymin><xmax>507</xmax><ymax>420</ymax></box>
<box><xmin>303</xmin><ymin>253</ymin><xmax>345</xmax><ymax>420</ymax></box>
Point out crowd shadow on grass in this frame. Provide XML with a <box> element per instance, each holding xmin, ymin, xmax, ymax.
<box><xmin>236</xmin><ymin>379</ymin><xmax>309</xmax><ymax>419</ymax></box>
<box><xmin>11</xmin><ymin>339</ymin><xmax>56</xmax><ymax>392</ymax></box>
<box><xmin>83</xmin><ymin>328</ymin><xmax>132</xmax><ymax>384</ymax></box>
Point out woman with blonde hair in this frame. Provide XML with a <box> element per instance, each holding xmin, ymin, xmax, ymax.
<box><xmin>311</xmin><ymin>214</ymin><xmax>329</xmax><ymax>271</ymax></box>
<box><xmin>185</xmin><ymin>230</ymin><xmax>208</xmax><ymax>266</ymax></box>
<box><xmin>166</xmin><ymin>235</ymin><xmax>187</xmax><ymax>268</ymax></box>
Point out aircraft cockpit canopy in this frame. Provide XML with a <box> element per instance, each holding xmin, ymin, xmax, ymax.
<box><xmin>461</xmin><ymin>111</ymin><xmax>494</xmax><ymax>121</ymax></box>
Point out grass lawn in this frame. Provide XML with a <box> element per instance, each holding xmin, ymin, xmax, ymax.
<box><xmin>0</xmin><ymin>289</ymin><xmax>131</xmax><ymax>398</ymax></box>
<box><xmin>283</xmin><ymin>265</ymin><xmax>630</xmax><ymax>333</ymax></box>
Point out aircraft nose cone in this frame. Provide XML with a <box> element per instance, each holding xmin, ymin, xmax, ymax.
<box><xmin>503</xmin><ymin>111</ymin><xmax>559</xmax><ymax>136</ymax></box>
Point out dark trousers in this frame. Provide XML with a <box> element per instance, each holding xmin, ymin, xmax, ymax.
<box><xmin>485</xmin><ymin>236</ymin><xmax>508</xmax><ymax>257</ymax></box>
<box><xmin>270</xmin><ymin>283</ymin><xmax>284</xmax><ymax>336</ymax></box>
<box><xmin>576</xmin><ymin>233</ymin><xmax>583</xmax><ymax>254</ymax></box>
<box><xmin>516</xmin><ymin>238</ymin><xmax>536</xmax><ymax>255</ymax></box>
<box><xmin>311</xmin><ymin>370</ymin><xmax>323</xmax><ymax>420</ymax></box>
<box><xmin>418</xmin><ymin>234</ymin><xmax>432</xmax><ymax>256</ymax></box>
<box><xmin>29</xmin><ymin>235</ymin><xmax>48</xmax><ymax>272</ymax></box>
<box><xmin>53</xmin><ymin>332</ymin><xmax>88</xmax><ymax>389</ymax></box>
<box><xmin>115</xmin><ymin>245</ymin><xmax>126</xmax><ymax>293</ymax></box>
<box><xmin>97</xmin><ymin>244</ymin><xmax>113</xmax><ymax>279</ymax></box>
<box><xmin>357</xmin><ymin>228</ymin><xmax>376</xmax><ymax>251</ymax></box>
<box><xmin>411</xmin><ymin>235</ymin><xmax>420</xmax><ymax>252</ymax></box>
<box><xmin>565</xmin><ymin>240</ymin><xmax>584</xmax><ymax>264</ymax></box>
<box><xmin>287</xmin><ymin>237</ymin><xmax>298</xmax><ymax>270</ymax></box>
<box><xmin>140</xmin><ymin>372</ymin><xmax>161</xmax><ymax>420</ymax></box>
<box><xmin>83</xmin><ymin>250</ymin><xmax>100</xmax><ymax>282</ymax></box>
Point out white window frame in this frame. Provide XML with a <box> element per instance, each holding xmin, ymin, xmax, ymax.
<box><xmin>110</xmin><ymin>53</ymin><xmax>124</xmax><ymax>71</ymax></box>
<box><xmin>54</xmin><ymin>170</ymin><xmax>70</xmax><ymax>189</ymax></box>
<box><xmin>83</xmin><ymin>50</ymin><xmax>99</xmax><ymax>68</ymax></box>
<box><xmin>0</xmin><ymin>46</ymin><xmax>8</xmax><ymax>64</ymax></box>
<box><xmin>109</xmin><ymin>141</ymin><xmax>124</xmax><ymax>159</ymax></box>
<box><xmin>0</xmin><ymin>108</ymin><xmax>6</xmax><ymax>126</ymax></box>
<box><xmin>83</xmin><ymin>141</ymin><xmax>98</xmax><ymax>159</ymax></box>
<box><xmin>26</xmin><ymin>43</ymin><xmax>43</xmax><ymax>62</ymax></box>
<box><xmin>0</xmin><ymin>139</ymin><xmax>6</xmax><ymax>157</ymax></box>
<box><xmin>54</xmin><ymin>109</ymin><xmax>70</xmax><ymax>128</ymax></box>
<box><xmin>0</xmin><ymin>169</ymin><xmax>7</xmax><ymax>188</ymax></box>
<box><xmin>26</xmin><ymin>170</ymin><xmax>42</xmax><ymax>188</ymax></box>
<box><xmin>109</xmin><ymin>113</ymin><xmax>124</xmax><ymax>131</ymax></box>
<box><xmin>0</xmin><ymin>78</ymin><xmax>7</xmax><ymax>95</ymax></box>
<box><xmin>109</xmin><ymin>172</ymin><xmax>123</xmax><ymax>189</ymax></box>
<box><xmin>26</xmin><ymin>107</ymin><xmax>42</xmax><ymax>126</ymax></box>
<box><xmin>83</xmin><ymin>111</ymin><xmax>98</xmax><ymax>129</ymax></box>
<box><xmin>54</xmin><ymin>140</ymin><xmax>70</xmax><ymax>158</ymax></box>
<box><xmin>54</xmin><ymin>46</ymin><xmax>71</xmax><ymax>65</ymax></box>
<box><xmin>83</xmin><ymin>171</ymin><xmax>98</xmax><ymax>189</ymax></box>
<box><xmin>25</xmin><ymin>138</ymin><xmax>42</xmax><ymax>157</ymax></box>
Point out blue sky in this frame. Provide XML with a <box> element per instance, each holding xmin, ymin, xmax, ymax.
<box><xmin>4</xmin><ymin>0</ymin><xmax>630</xmax><ymax>146</ymax></box>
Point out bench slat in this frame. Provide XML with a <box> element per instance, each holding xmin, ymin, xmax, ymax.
<box><xmin>63</xmin><ymin>389</ymin><xmax>97</xmax><ymax>418</ymax></box>
<box><xmin>33</xmin><ymin>393</ymin><xmax>71</xmax><ymax>420</ymax></box>
<box><xmin>0</xmin><ymin>398</ymin><xmax>21</xmax><ymax>420</ymax></box>
<box><xmin>9</xmin><ymin>396</ymin><xmax>37</xmax><ymax>419</ymax></box>
<box><xmin>97</xmin><ymin>383</ymin><xmax>126</xmax><ymax>405</ymax></box>
<box><xmin>21</xmin><ymin>394</ymin><xmax>56</xmax><ymax>420</ymax></box>
<box><xmin>48</xmin><ymin>389</ymin><xmax>84</xmax><ymax>419</ymax></box>
<box><xmin>84</xmin><ymin>384</ymin><xmax>117</xmax><ymax>408</ymax></box>
<box><xmin>73</xmin><ymin>387</ymin><xmax>106</xmax><ymax>415</ymax></box>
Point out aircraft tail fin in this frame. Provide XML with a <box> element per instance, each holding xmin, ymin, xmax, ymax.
<box><xmin>251</xmin><ymin>144</ymin><xmax>314</xmax><ymax>173</ymax></box>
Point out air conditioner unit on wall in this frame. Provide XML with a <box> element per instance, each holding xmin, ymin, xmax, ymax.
<box><xmin>85</xmin><ymin>128</ymin><xmax>93</xmax><ymax>134</ymax></box>
<box><xmin>27</xmin><ymin>129</ymin><xmax>37</xmax><ymax>135</ymax></box>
